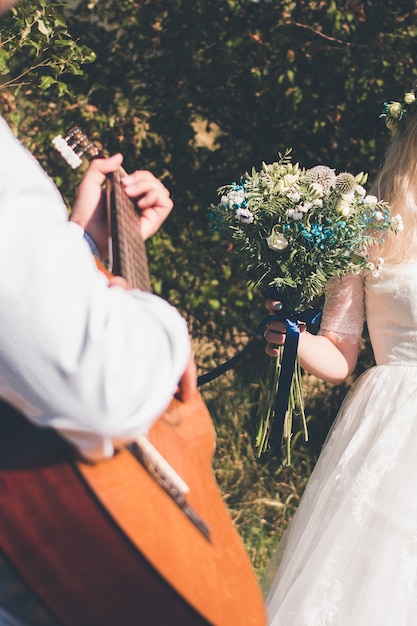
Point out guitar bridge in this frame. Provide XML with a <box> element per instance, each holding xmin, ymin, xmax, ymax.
<box><xmin>127</xmin><ymin>437</ymin><xmax>212</xmax><ymax>542</ymax></box>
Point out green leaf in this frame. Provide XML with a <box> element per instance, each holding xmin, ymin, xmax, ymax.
<box><xmin>38</xmin><ymin>75</ymin><xmax>55</xmax><ymax>90</ymax></box>
<box><xmin>0</xmin><ymin>49</ymin><xmax>10</xmax><ymax>74</ymax></box>
<box><xmin>36</xmin><ymin>19</ymin><xmax>50</xmax><ymax>37</ymax></box>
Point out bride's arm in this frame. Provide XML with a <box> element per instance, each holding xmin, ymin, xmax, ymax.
<box><xmin>264</xmin><ymin>273</ymin><xmax>365</xmax><ymax>384</ymax></box>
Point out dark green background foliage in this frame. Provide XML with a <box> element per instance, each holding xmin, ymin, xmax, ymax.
<box><xmin>3</xmin><ymin>0</ymin><xmax>417</xmax><ymax>338</ymax></box>
<box><xmin>1</xmin><ymin>0</ymin><xmax>416</xmax><ymax>576</ymax></box>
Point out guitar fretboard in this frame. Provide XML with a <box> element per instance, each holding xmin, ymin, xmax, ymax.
<box><xmin>107</xmin><ymin>168</ymin><xmax>151</xmax><ymax>293</ymax></box>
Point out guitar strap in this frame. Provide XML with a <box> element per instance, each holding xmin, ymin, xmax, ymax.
<box><xmin>0</xmin><ymin>401</ymin><xmax>210</xmax><ymax>626</ymax></box>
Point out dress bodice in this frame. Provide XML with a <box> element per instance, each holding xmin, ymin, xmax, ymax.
<box><xmin>320</xmin><ymin>262</ymin><xmax>417</xmax><ymax>366</ymax></box>
<box><xmin>365</xmin><ymin>262</ymin><xmax>417</xmax><ymax>365</ymax></box>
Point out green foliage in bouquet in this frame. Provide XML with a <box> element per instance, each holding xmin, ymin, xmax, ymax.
<box><xmin>212</xmin><ymin>149</ymin><xmax>399</xmax><ymax>309</ymax></box>
<box><xmin>210</xmin><ymin>150</ymin><xmax>401</xmax><ymax>462</ymax></box>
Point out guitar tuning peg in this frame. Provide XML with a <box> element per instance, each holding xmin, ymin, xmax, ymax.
<box><xmin>52</xmin><ymin>125</ymin><xmax>103</xmax><ymax>168</ymax></box>
<box><xmin>52</xmin><ymin>134</ymin><xmax>83</xmax><ymax>169</ymax></box>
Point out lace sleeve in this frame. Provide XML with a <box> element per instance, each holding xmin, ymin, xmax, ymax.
<box><xmin>318</xmin><ymin>273</ymin><xmax>365</xmax><ymax>344</ymax></box>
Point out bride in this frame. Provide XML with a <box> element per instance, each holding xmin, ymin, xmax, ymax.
<box><xmin>262</xmin><ymin>86</ymin><xmax>417</xmax><ymax>625</ymax></box>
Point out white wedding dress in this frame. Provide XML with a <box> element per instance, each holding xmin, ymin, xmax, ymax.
<box><xmin>265</xmin><ymin>262</ymin><xmax>417</xmax><ymax>626</ymax></box>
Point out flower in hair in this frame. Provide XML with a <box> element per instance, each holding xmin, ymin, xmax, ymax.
<box><xmin>380</xmin><ymin>86</ymin><xmax>417</xmax><ymax>136</ymax></box>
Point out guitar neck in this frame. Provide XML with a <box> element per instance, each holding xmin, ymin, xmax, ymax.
<box><xmin>107</xmin><ymin>168</ymin><xmax>151</xmax><ymax>293</ymax></box>
<box><xmin>52</xmin><ymin>125</ymin><xmax>151</xmax><ymax>293</ymax></box>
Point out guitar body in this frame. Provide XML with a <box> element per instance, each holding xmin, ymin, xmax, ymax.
<box><xmin>0</xmin><ymin>395</ymin><xmax>266</xmax><ymax>626</ymax></box>
<box><xmin>78</xmin><ymin>390</ymin><xmax>265</xmax><ymax>626</ymax></box>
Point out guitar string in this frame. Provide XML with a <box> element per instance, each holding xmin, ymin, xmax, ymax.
<box><xmin>106</xmin><ymin>166</ymin><xmax>212</xmax><ymax>541</ymax></box>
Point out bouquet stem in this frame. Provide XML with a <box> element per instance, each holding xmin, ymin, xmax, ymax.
<box><xmin>255</xmin><ymin>352</ymin><xmax>307</xmax><ymax>465</ymax></box>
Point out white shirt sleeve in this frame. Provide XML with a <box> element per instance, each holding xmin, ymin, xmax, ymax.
<box><xmin>0</xmin><ymin>118</ymin><xmax>191</xmax><ymax>460</ymax></box>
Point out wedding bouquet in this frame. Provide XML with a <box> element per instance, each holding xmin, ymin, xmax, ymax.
<box><xmin>210</xmin><ymin>150</ymin><xmax>401</xmax><ymax>463</ymax></box>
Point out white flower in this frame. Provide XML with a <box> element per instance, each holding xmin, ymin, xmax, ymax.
<box><xmin>299</xmin><ymin>202</ymin><xmax>313</xmax><ymax>212</ymax></box>
<box><xmin>374</xmin><ymin>210</ymin><xmax>384</xmax><ymax>221</ymax></box>
<box><xmin>284</xmin><ymin>173</ymin><xmax>299</xmax><ymax>185</ymax></box>
<box><xmin>364</xmin><ymin>195</ymin><xmax>378</xmax><ymax>205</ymax></box>
<box><xmin>404</xmin><ymin>91</ymin><xmax>416</xmax><ymax>105</ymax></box>
<box><xmin>338</xmin><ymin>199</ymin><xmax>352</xmax><ymax>216</ymax></box>
<box><xmin>266</xmin><ymin>231</ymin><xmax>289</xmax><ymax>251</ymax></box>
<box><xmin>278</xmin><ymin>174</ymin><xmax>299</xmax><ymax>192</ymax></box>
<box><xmin>287</xmin><ymin>208</ymin><xmax>304</xmax><ymax>220</ymax></box>
<box><xmin>355</xmin><ymin>185</ymin><xmax>366</xmax><ymax>197</ymax></box>
<box><xmin>235</xmin><ymin>207</ymin><xmax>254</xmax><ymax>224</ymax></box>
<box><xmin>388</xmin><ymin>101</ymin><xmax>404</xmax><ymax>119</ymax></box>
<box><xmin>367</xmin><ymin>255</ymin><xmax>385</xmax><ymax>278</ymax></box>
<box><xmin>313</xmin><ymin>198</ymin><xmax>323</xmax><ymax>207</ymax></box>
<box><xmin>260</xmin><ymin>169</ymin><xmax>273</xmax><ymax>181</ymax></box>
<box><xmin>391</xmin><ymin>213</ymin><xmax>405</xmax><ymax>232</ymax></box>
<box><xmin>228</xmin><ymin>188</ymin><xmax>246</xmax><ymax>206</ymax></box>
<box><xmin>286</xmin><ymin>190</ymin><xmax>301</xmax><ymax>202</ymax></box>
<box><xmin>310</xmin><ymin>182</ymin><xmax>324</xmax><ymax>195</ymax></box>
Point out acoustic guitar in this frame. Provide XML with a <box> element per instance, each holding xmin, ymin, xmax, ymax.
<box><xmin>0</xmin><ymin>127</ymin><xmax>266</xmax><ymax>626</ymax></box>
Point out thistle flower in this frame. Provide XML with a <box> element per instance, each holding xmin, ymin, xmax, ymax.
<box><xmin>335</xmin><ymin>172</ymin><xmax>357</xmax><ymax>195</ymax></box>
<box><xmin>305</xmin><ymin>165</ymin><xmax>336</xmax><ymax>195</ymax></box>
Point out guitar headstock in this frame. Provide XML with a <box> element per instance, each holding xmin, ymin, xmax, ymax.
<box><xmin>52</xmin><ymin>125</ymin><xmax>104</xmax><ymax>169</ymax></box>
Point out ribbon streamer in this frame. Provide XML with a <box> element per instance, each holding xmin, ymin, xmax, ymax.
<box><xmin>197</xmin><ymin>318</ymin><xmax>267</xmax><ymax>387</ymax></box>
<box><xmin>197</xmin><ymin>295</ymin><xmax>320</xmax><ymax>461</ymax></box>
<box><xmin>268</xmin><ymin>306</ymin><xmax>321</xmax><ymax>460</ymax></box>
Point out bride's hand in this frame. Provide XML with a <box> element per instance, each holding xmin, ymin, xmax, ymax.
<box><xmin>264</xmin><ymin>299</ymin><xmax>306</xmax><ymax>357</ymax></box>
<box><xmin>264</xmin><ymin>299</ymin><xmax>285</xmax><ymax>356</ymax></box>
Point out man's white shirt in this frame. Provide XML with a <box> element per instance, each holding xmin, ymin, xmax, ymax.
<box><xmin>0</xmin><ymin>117</ymin><xmax>191</xmax><ymax>460</ymax></box>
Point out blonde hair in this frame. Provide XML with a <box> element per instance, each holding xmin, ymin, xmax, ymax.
<box><xmin>371</xmin><ymin>112</ymin><xmax>417</xmax><ymax>263</ymax></box>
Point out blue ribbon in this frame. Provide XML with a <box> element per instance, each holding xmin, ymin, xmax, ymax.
<box><xmin>269</xmin><ymin>308</ymin><xmax>321</xmax><ymax>461</ymax></box>
<box><xmin>197</xmin><ymin>317</ymin><xmax>268</xmax><ymax>386</ymax></box>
